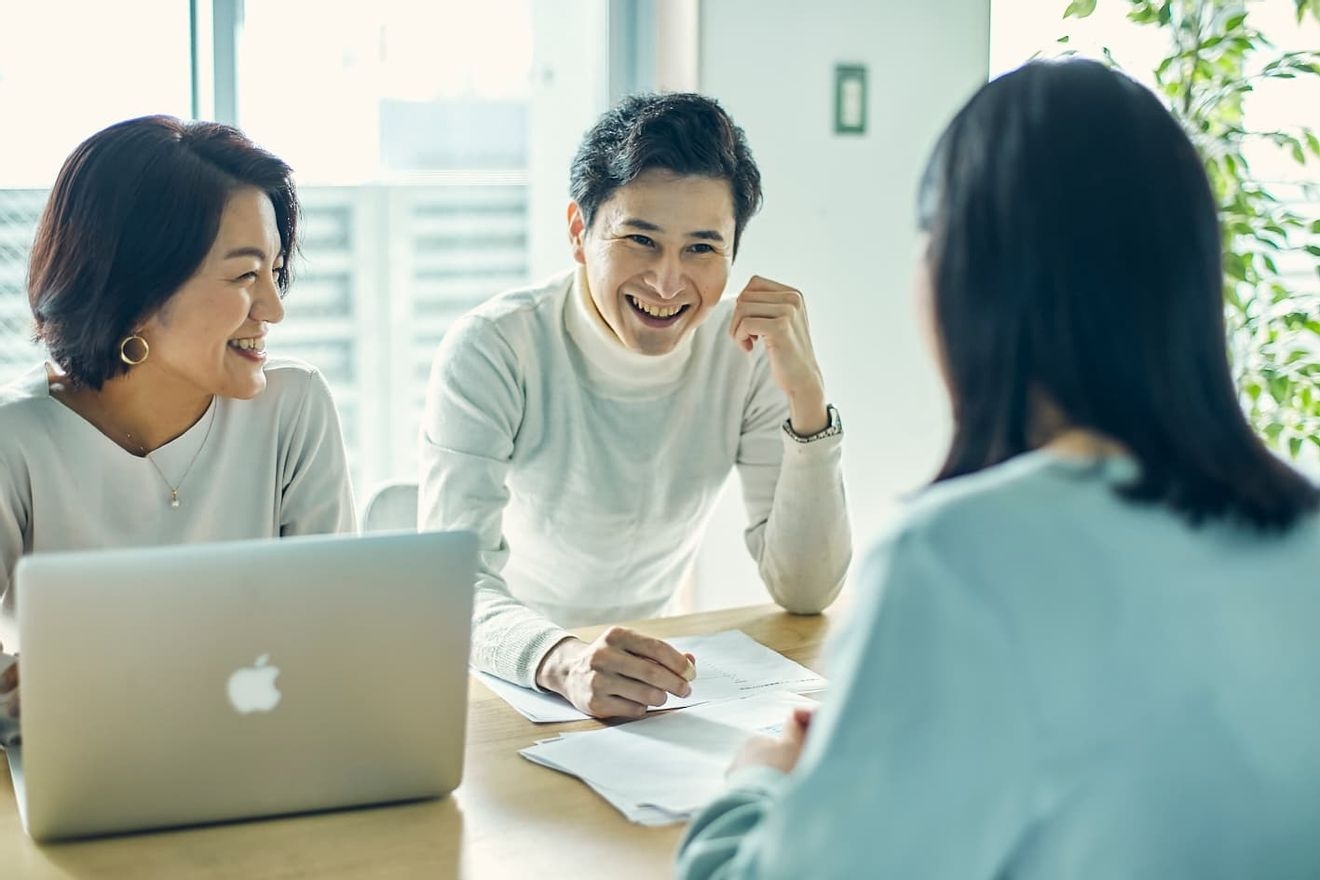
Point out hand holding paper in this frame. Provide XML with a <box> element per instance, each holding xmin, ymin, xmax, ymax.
<box><xmin>729</xmin><ymin>706</ymin><xmax>814</xmax><ymax>775</ymax></box>
<box><xmin>535</xmin><ymin>626</ymin><xmax>697</xmax><ymax>719</ymax></box>
<box><xmin>522</xmin><ymin>691</ymin><xmax>820</xmax><ymax>824</ymax></box>
<box><xmin>484</xmin><ymin>629</ymin><xmax>826</xmax><ymax>724</ymax></box>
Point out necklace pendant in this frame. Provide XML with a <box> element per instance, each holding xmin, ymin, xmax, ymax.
<box><xmin>169</xmin><ymin>490</ymin><xmax>180</xmax><ymax>509</ymax></box>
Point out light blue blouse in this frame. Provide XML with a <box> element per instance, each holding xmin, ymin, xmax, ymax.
<box><xmin>677</xmin><ymin>449</ymin><xmax>1320</xmax><ymax>879</ymax></box>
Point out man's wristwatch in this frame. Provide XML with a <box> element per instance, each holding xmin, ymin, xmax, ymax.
<box><xmin>783</xmin><ymin>404</ymin><xmax>842</xmax><ymax>443</ymax></box>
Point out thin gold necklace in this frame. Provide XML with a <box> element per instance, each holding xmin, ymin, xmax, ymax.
<box><xmin>57</xmin><ymin>385</ymin><xmax>218</xmax><ymax>509</ymax></box>
<box><xmin>133</xmin><ymin>404</ymin><xmax>218</xmax><ymax>509</ymax></box>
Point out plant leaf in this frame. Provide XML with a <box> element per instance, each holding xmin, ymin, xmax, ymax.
<box><xmin>1064</xmin><ymin>0</ymin><xmax>1098</xmax><ymax>19</ymax></box>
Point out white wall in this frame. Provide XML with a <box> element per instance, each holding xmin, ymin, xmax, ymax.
<box><xmin>692</xmin><ymin>0</ymin><xmax>991</xmax><ymax>609</ymax></box>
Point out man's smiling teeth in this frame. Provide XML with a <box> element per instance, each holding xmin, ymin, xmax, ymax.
<box><xmin>228</xmin><ymin>337</ymin><xmax>265</xmax><ymax>352</ymax></box>
<box><xmin>628</xmin><ymin>294</ymin><xmax>684</xmax><ymax>319</ymax></box>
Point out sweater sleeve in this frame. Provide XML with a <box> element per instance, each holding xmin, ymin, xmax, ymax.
<box><xmin>278</xmin><ymin>368</ymin><xmax>358</xmax><ymax>537</ymax></box>
<box><xmin>675</xmin><ymin>531</ymin><xmax>1037</xmax><ymax>880</ymax></box>
<box><xmin>735</xmin><ymin>352</ymin><xmax>850</xmax><ymax>614</ymax></box>
<box><xmin>419</xmin><ymin>315</ymin><xmax>570</xmax><ymax>688</ymax></box>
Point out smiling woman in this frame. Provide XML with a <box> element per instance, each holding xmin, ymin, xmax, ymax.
<box><xmin>0</xmin><ymin>116</ymin><xmax>357</xmax><ymax>740</ymax></box>
<box><xmin>130</xmin><ymin>187</ymin><xmax>288</xmax><ymax>406</ymax></box>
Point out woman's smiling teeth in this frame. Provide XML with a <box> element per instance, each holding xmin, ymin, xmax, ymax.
<box><xmin>228</xmin><ymin>337</ymin><xmax>265</xmax><ymax>352</ymax></box>
<box><xmin>627</xmin><ymin>294</ymin><xmax>686</xmax><ymax>320</ymax></box>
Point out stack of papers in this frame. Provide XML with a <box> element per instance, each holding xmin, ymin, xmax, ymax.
<box><xmin>522</xmin><ymin>690</ymin><xmax>818</xmax><ymax>825</ymax></box>
<box><xmin>476</xmin><ymin>629</ymin><xmax>826</xmax><ymax>723</ymax></box>
<box><xmin>499</xmin><ymin>631</ymin><xmax>826</xmax><ymax>825</ymax></box>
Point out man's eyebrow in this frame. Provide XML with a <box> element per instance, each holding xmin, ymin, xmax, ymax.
<box><xmin>620</xmin><ymin>219</ymin><xmax>726</xmax><ymax>242</ymax></box>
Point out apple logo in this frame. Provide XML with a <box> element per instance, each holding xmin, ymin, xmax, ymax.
<box><xmin>226</xmin><ymin>654</ymin><xmax>282</xmax><ymax>714</ymax></box>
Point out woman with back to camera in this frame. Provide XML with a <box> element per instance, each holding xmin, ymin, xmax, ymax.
<box><xmin>675</xmin><ymin>58</ymin><xmax>1320</xmax><ymax>879</ymax></box>
<box><xmin>0</xmin><ymin>116</ymin><xmax>356</xmax><ymax>745</ymax></box>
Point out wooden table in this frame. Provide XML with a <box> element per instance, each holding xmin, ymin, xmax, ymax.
<box><xmin>0</xmin><ymin>605</ymin><xmax>832</xmax><ymax>879</ymax></box>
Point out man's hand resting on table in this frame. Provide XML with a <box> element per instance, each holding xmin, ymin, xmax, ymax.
<box><xmin>535</xmin><ymin>626</ymin><xmax>696</xmax><ymax>719</ymax></box>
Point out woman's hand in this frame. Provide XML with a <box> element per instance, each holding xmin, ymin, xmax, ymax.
<box><xmin>0</xmin><ymin>645</ymin><xmax>20</xmax><ymax>748</ymax></box>
<box><xmin>729</xmin><ymin>706</ymin><xmax>814</xmax><ymax>776</ymax></box>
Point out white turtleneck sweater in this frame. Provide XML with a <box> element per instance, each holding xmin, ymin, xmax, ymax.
<box><xmin>420</xmin><ymin>270</ymin><xmax>851</xmax><ymax>687</ymax></box>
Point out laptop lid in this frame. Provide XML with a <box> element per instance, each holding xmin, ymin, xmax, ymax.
<box><xmin>12</xmin><ymin>530</ymin><xmax>476</xmax><ymax>842</ymax></box>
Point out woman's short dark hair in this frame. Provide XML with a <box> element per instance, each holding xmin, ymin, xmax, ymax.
<box><xmin>569</xmin><ymin>92</ymin><xmax>763</xmax><ymax>256</ymax></box>
<box><xmin>28</xmin><ymin>115</ymin><xmax>298</xmax><ymax>390</ymax></box>
<box><xmin>917</xmin><ymin>58</ymin><xmax>1317</xmax><ymax>530</ymax></box>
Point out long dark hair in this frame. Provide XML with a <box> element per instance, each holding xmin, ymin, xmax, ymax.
<box><xmin>917</xmin><ymin>59</ymin><xmax>1317</xmax><ymax>530</ymax></box>
<box><xmin>28</xmin><ymin>115</ymin><xmax>298</xmax><ymax>390</ymax></box>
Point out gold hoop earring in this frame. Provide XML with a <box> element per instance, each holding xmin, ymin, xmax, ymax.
<box><xmin>119</xmin><ymin>334</ymin><xmax>149</xmax><ymax>366</ymax></box>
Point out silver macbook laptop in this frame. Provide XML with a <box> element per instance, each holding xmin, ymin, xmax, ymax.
<box><xmin>5</xmin><ymin>530</ymin><xmax>476</xmax><ymax>842</ymax></box>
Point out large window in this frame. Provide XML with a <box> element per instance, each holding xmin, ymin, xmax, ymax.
<box><xmin>0</xmin><ymin>0</ymin><xmax>595</xmax><ymax>503</ymax></box>
<box><xmin>0</xmin><ymin>1</ymin><xmax>191</xmax><ymax>378</ymax></box>
<box><xmin>236</xmin><ymin>0</ymin><xmax>536</xmax><ymax>492</ymax></box>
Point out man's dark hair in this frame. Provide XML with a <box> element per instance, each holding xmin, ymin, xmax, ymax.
<box><xmin>569</xmin><ymin>93</ymin><xmax>762</xmax><ymax>255</ymax></box>
<box><xmin>917</xmin><ymin>59</ymin><xmax>1317</xmax><ymax>530</ymax></box>
<box><xmin>28</xmin><ymin>114</ymin><xmax>299</xmax><ymax>390</ymax></box>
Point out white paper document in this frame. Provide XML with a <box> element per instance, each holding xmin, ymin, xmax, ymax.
<box><xmin>522</xmin><ymin>690</ymin><xmax>818</xmax><ymax>825</ymax></box>
<box><xmin>475</xmin><ymin>629</ymin><xmax>826</xmax><ymax>723</ymax></box>
<box><xmin>474</xmin><ymin>666</ymin><xmax>742</xmax><ymax>723</ymax></box>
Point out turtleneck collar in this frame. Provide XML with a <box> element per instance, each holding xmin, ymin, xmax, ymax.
<box><xmin>563</xmin><ymin>266</ymin><xmax>696</xmax><ymax>395</ymax></box>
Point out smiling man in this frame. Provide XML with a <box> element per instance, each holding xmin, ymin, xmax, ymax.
<box><xmin>420</xmin><ymin>93</ymin><xmax>851</xmax><ymax>719</ymax></box>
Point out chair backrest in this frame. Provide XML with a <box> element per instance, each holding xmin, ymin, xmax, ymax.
<box><xmin>362</xmin><ymin>481</ymin><xmax>420</xmax><ymax>533</ymax></box>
